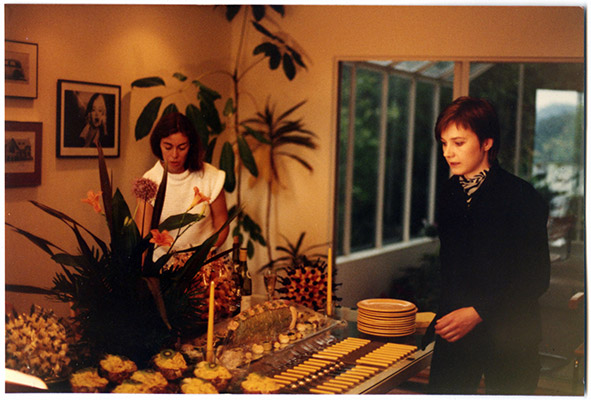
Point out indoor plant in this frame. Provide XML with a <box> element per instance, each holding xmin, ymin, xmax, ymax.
<box><xmin>6</xmin><ymin>145</ymin><xmax>235</xmax><ymax>366</ymax></box>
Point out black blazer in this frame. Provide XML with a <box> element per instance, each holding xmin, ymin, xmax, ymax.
<box><xmin>435</xmin><ymin>162</ymin><xmax>551</xmax><ymax>346</ymax></box>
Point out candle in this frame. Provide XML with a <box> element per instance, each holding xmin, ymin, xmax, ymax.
<box><xmin>327</xmin><ymin>246</ymin><xmax>333</xmax><ymax>316</ymax></box>
<box><xmin>206</xmin><ymin>280</ymin><xmax>215</xmax><ymax>363</ymax></box>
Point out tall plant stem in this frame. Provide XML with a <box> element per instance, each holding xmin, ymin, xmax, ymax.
<box><xmin>266</xmin><ymin>170</ymin><xmax>274</xmax><ymax>267</ymax></box>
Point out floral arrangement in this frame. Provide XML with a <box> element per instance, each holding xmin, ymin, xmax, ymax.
<box><xmin>6</xmin><ymin>145</ymin><xmax>234</xmax><ymax>367</ymax></box>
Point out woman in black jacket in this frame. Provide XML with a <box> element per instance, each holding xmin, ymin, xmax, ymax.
<box><xmin>428</xmin><ymin>97</ymin><xmax>551</xmax><ymax>394</ymax></box>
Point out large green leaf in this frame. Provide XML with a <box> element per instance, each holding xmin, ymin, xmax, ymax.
<box><xmin>158</xmin><ymin>212</ymin><xmax>204</xmax><ymax>232</ymax></box>
<box><xmin>186</xmin><ymin>104</ymin><xmax>208</xmax><ymax>148</ymax></box>
<box><xmin>28</xmin><ymin>201</ymin><xmax>108</xmax><ymax>255</ymax></box>
<box><xmin>269</xmin><ymin>5</ymin><xmax>285</xmax><ymax>16</ymax></box>
<box><xmin>205</xmin><ymin>137</ymin><xmax>217</xmax><ymax>164</ymax></box>
<box><xmin>97</xmin><ymin>141</ymin><xmax>113</xmax><ymax>235</ymax></box>
<box><xmin>5</xmin><ymin>284</ymin><xmax>55</xmax><ymax>296</ymax></box>
<box><xmin>144</xmin><ymin>162</ymin><xmax>168</xmax><ymax>268</ymax></box>
<box><xmin>162</xmin><ymin>103</ymin><xmax>179</xmax><ymax>115</ymax></box>
<box><xmin>237</xmin><ymin>135</ymin><xmax>258</xmax><ymax>177</ymax></box>
<box><xmin>142</xmin><ymin>277</ymin><xmax>172</xmax><ymax>330</ymax></box>
<box><xmin>224</xmin><ymin>5</ymin><xmax>241</xmax><ymax>21</ymax></box>
<box><xmin>5</xmin><ymin>222</ymin><xmax>64</xmax><ymax>256</ymax></box>
<box><xmin>200</xmin><ymin>97</ymin><xmax>222</xmax><ymax>135</ymax></box>
<box><xmin>135</xmin><ymin>97</ymin><xmax>163</xmax><ymax>141</ymax></box>
<box><xmin>282</xmin><ymin>53</ymin><xmax>296</xmax><ymax>80</ymax></box>
<box><xmin>252</xmin><ymin>5</ymin><xmax>265</xmax><ymax>21</ymax></box>
<box><xmin>172</xmin><ymin>72</ymin><xmax>187</xmax><ymax>82</ymax></box>
<box><xmin>252</xmin><ymin>21</ymin><xmax>284</xmax><ymax>43</ymax></box>
<box><xmin>220</xmin><ymin>142</ymin><xmax>236</xmax><ymax>192</ymax></box>
<box><xmin>254</xmin><ymin>42</ymin><xmax>281</xmax><ymax>70</ymax></box>
<box><xmin>223</xmin><ymin>98</ymin><xmax>235</xmax><ymax>116</ymax></box>
<box><xmin>287</xmin><ymin>45</ymin><xmax>306</xmax><ymax>68</ymax></box>
<box><xmin>111</xmin><ymin>189</ymin><xmax>141</xmax><ymax>259</ymax></box>
<box><xmin>131</xmin><ymin>77</ymin><xmax>165</xmax><ymax>88</ymax></box>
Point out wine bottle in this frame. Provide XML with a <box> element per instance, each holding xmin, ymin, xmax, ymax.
<box><xmin>239</xmin><ymin>248</ymin><xmax>252</xmax><ymax>310</ymax></box>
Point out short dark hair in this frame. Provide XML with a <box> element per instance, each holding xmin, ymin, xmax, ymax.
<box><xmin>150</xmin><ymin>112</ymin><xmax>204</xmax><ymax>171</ymax></box>
<box><xmin>434</xmin><ymin>96</ymin><xmax>500</xmax><ymax>161</ymax></box>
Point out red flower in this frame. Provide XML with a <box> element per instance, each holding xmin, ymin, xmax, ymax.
<box><xmin>187</xmin><ymin>186</ymin><xmax>211</xmax><ymax>211</ymax></box>
<box><xmin>81</xmin><ymin>190</ymin><xmax>103</xmax><ymax>213</ymax></box>
<box><xmin>150</xmin><ymin>229</ymin><xmax>174</xmax><ymax>247</ymax></box>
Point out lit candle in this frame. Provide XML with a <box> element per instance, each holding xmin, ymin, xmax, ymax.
<box><xmin>206</xmin><ymin>280</ymin><xmax>215</xmax><ymax>363</ymax></box>
<box><xmin>327</xmin><ymin>247</ymin><xmax>333</xmax><ymax>316</ymax></box>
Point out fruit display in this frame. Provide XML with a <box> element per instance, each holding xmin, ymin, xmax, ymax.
<box><xmin>277</xmin><ymin>256</ymin><xmax>329</xmax><ymax>311</ymax></box>
<box><xmin>99</xmin><ymin>354</ymin><xmax>137</xmax><ymax>384</ymax></box>
<box><xmin>5</xmin><ymin>305</ymin><xmax>71</xmax><ymax>381</ymax></box>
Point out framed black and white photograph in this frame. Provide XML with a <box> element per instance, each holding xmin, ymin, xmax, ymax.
<box><xmin>57</xmin><ymin>79</ymin><xmax>121</xmax><ymax>157</ymax></box>
<box><xmin>5</xmin><ymin>40</ymin><xmax>38</xmax><ymax>99</ymax></box>
<box><xmin>5</xmin><ymin>121</ymin><xmax>42</xmax><ymax>187</ymax></box>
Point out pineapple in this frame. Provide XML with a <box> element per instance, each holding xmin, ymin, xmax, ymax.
<box><xmin>277</xmin><ymin>256</ymin><xmax>331</xmax><ymax>311</ymax></box>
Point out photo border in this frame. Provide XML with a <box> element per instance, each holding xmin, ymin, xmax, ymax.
<box><xmin>56</xmin><ymin>79</ymin><xmax>121</xmax><ymax>158</ymax></box>
<box><xmin>5</xmin><ymin>40</ymin><xmax>39</xmax><ymax>99</ymax></box>
<box><xmin>5</xmin><ymin>121</ymin><xmax>43</xmax><ymax>188</ymax></box>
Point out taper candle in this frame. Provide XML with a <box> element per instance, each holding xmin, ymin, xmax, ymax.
<box><xmin>206</xmin><ymin>280</ymin><xmax>215</xmax><ymax>363</ymax></box>
<box><xmin>327</xmin><ymin>247</ymin><xmax>333</xmax><ymax>316</ymax></box>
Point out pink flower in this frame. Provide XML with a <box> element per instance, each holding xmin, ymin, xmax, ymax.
<box><xmin>150</xmin><ymin>229</ymin><xmax>174</xmax><ymax>247</ymax></box>
<box><xmin>81</xmin><ymin>190</ymin><xmax>103</xmax><ymax>213</ymax></box>
<box><xmin>187</xmin><ymin>186</ymin><xmax>211</xmax><ymax>211</ymax></box>
<box><xmin>132</xmin><ymin>178</ymin><xmax>158</xmax><ymax>202</ymax></box>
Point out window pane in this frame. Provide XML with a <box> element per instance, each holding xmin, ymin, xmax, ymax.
<box><xmin>470</xmin><ymin>63</ymin><xmax>585</xmax><ymax>240</ymax></box>
<box><xmin>350</xmin><ymin>67</ymin><xmax>382</xmax><ymax>251</ymax></box>
<box><xmin>336</xmin><ymin>63</ymin><xmax>351</xmax><ymax>256</ymax></box>
<box><xmin>409</xmin><ymin>81</ymin><xmax>435</xmax><ymax>238</ymax></box>
<box><xmin>383</xmin><ymin>75</ymin><xmax>409</xmax><ymax>244</ymax></box>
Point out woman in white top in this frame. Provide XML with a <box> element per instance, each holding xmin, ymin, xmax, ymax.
<box><xmin>135</xmin><ymin>112</ymin><xmax>229</xmax><ymax>263</ymax></box>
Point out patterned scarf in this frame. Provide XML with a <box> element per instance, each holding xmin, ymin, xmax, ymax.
<box><xmin>459</xmin><ymin>169</ymin><xmax>488</xmax><ymax>205</ymax></box>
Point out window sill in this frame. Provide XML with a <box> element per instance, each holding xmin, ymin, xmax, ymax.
<box><xmin>336</xmin><ymin>237</ymin><xmax>437</xmax><ymax>264</ymax></box>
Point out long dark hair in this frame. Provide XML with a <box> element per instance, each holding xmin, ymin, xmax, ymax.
<box><xmin>150</xmin><ymin>112</ymin><xmax>204</xmax><ymax>171</ymax></box>
<box><xmin>434</xmin><ymin>96</ymin><xmax>500</xmax><ymax>161</ymax></box>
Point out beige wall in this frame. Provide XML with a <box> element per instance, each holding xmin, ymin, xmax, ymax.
<box><xmin>4</xmin><ymin>5</ymin><xmax>584</xmax><ymax>315</ymax></box>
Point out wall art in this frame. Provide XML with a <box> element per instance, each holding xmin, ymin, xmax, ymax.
<box><xmin>57</xmin><ymin>79</ymin><xmax>120</xmax><ymax>157</ymax></box>
<box><xmin>5</xmin><ymin>121</ymin><xmax>42</xmax><ymax>187</ymax></box>
<box><xmin>5</xmin><ymin>40</ymin><xmax>38</xmax><ymax>99</ymax></box>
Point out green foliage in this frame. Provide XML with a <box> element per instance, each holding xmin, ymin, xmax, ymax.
<box><xmin>260</xmin><ymin>232</ymin><xmax>328</xmax><ymax>272</ymax></box>
<box><xmin>131</xmin><ymin>5</ymin><xmax>310</xmax><ymax>262</ymax></box>
<box><xmin>6</xmin><ymin>146</ymin><xmax>236</xmax><ymax>366</ymax></box>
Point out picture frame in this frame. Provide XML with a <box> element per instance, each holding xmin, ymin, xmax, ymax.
<box><xmin>57</xmin><ymin>79</ymin><xmax>121</xmax><ymax>157</ymax></box>
<box><xmin>5</xmin><ymin>40</ymin><xmax>38</xmax><ymax>99</ymax></box>
<box><xmin>5</xmin><ymin>121</ymin><xmax>43</xmax><ymax>188</ymax></box>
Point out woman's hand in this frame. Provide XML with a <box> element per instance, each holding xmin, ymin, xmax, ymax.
<box><xmin>435</xmin><ymin>307</ymin><xmax>482</xmax><ymax>342</ymax></box>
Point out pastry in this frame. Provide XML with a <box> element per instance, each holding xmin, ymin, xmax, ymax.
<box><xmin>128</xmin><ymin>369</ymin><xmax>169</xmax><ymax>393</ymax></box>
<box><xmin>99</xmin><ymin>354</ymin><xmax>137</xmax><ymax>384</ymax></box>
<box><xmin>152</xmin><ymin>349</ymin><xmax>188</xmax><ymax>380</ymax></box>
<box><xmin>241</xmin><ymin>372</ymin><xmax>282</xmax><ymax>394</ymax></box>
<box><xmin>180</xmin><ymin>377</ymin><xmax>219</xmax><ymax>394</ymax></box>
<box><xmin>111</xmin><ymin>379</ymin><xmax>152</xmax><ymax>393</ymax></box>
<box><xmin>69</xmin><ymin>368</ymin><xmax>109</xmax><ymax>393</ymax></box>
<box><xmin>192</xmin><ymin>361</ymin><xmax>232</xmax><ymax>391</ymax></box>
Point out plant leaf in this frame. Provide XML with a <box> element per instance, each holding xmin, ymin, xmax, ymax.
<box><xmin>223</xmin><ymin>98</ymin><xmax>235</xmax><ymax>116</ymax></box>
<box><xmin>158</xmin><ymin>212</ymin><xmax>204</xmax><ymax>232</ymax></box>
<box><xmin>131</xmin><ymin>76</ymin><xmax>165</xmax><ymax>88</ymax></box>
<box><xmin>142</xmin><ymin>277</ymin><xmax>172</xmax><ymax>330</ymax></box>
<box><xmin>205</xmin><ymin>137</ymin><xmax>217</xmax><ymax>164</ymax></box>
<box><xmin>270</xmin><ymin>5</ymin><xmax>285</xmax><ymax>16</ymax></box>
<box><xmin>96</xmin><ymin>141</ymin><xmax>113</xmax><ymax>235</ymax></box>
<box><xmin>135</xmin><ymin>97</ymin><xmax>163</xmax><ymax>140</ymax></box>
<box><xmin>287</xmin><ymin>45</ymin><xmax>306</xmax><ymax>68</ymax></box>
<box><xmin>173</xmin><ymin>72</ymin><xmax>187</xmax><ymax>82</ymax></box>
<box><xmin>282</xmin><ymin>53</ymin><xmax>296</xmax><ymax>80</ymax></box>
<box><xmin>5</xmin><ymin>222</ymin><xmax>63</xmax><ymax>255</ymax></box>
<box><xmin>186</xmin><ymin>103</ymin><xmax>208</xmax><ymax>148</ymax></box>
<box><xmin>220</xmin><ymin>142</ymin><xmax>236</xmax><ymax>192</ymax></box>
<box><xmin>5</xmin><ymin>284</ymin><xmax>55</xmax><ymax>296</ymax></box>
<box><xmin>162</xmin><ymin>103</ymin><xmax>179</xmax><ymax>115</ymax></box>
<box><xmin>225</xmin><ymin>5</ymin><xmax>241</xmax><ymax>21</ymax></box>
<box><xmin>237</xmin><ymin>135</ymin><xmax>258</xmax><ymax>177</ymax></box>
<box><xmin>252</xmin><ymin>5</ymin><xmax>265</xmax><ymax>21</ymax></box>
<box><xmin>252</xmin><ymin>21</ymin><xmax>284</xmax><ymax>43</ymax></box>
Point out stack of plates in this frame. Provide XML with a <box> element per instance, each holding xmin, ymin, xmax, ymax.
<box><xmin>356</xmin><ymin>298</ymin><xmax>417</xmax><ymax>337</ymax></box>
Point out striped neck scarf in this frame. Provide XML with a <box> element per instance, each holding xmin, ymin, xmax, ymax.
<box><xmin>459</xmin><ymin>169</ymin><xmax>489</xmax><ymax>205</ymax></box>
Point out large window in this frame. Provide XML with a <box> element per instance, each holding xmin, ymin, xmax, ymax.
<box><xmin>336</xmin><ymin>61</ymin><xmax>453</xmax><ymax>257</ymax></box>
<box><xmin>336</xmin><ymin>60</ymin><xmax>584</xmax><ymax>258</ymax></box>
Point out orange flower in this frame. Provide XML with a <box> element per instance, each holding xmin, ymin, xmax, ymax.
<box><xmin>187</xmin><ymin>186</ymin><xmax>211</xmax><ymax>211</ymax></box>
<box><xmin>81</xmin><ymin>190</ymin><xmax>103</xmax><ymax>213</ymax></box>
<box><xmin>150</xmin><ymin>229</ymin><xmax>174</xmax><ymax>247</ymax></box>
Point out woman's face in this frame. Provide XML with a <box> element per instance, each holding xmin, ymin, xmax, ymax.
<box><xmin>90</xmin><ymin>95</ymin><xmax>106</xmax><ymax>128</ymax></box>
<box><xmin>440</xmin><ymin>124</ymin><xmax>492</xmax><ymax>179</ymax></box>
<box><xmin>160</xmin><ymin>132</ymin><xmax>190</xmax><ymax>174</ymax></box>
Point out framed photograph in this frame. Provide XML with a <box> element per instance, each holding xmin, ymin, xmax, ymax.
<box><xmin>5</xmin><ymin>121</ymin><xmax>42</xmax><ymax>187</ymax></box>
<box><xmin>5</xmin><ymin>40</ymin><xmax>38</xmax><ymax>99</ymax></box>
<box><xmin>57</xmin><ymin>79</ymin><xmax>120</xmax><ymax>157</ymax></box>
